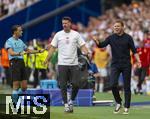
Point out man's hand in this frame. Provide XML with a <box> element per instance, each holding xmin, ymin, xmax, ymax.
<box><xmin>137</xmin><ymin>61</ymin><xmax>141</xmax><ymax>68</ymax></box>
<box><xmin>43</xmin><ymin>59</ymin><xmax>49</xmax><ymax>66</ymax></box>
<box><xmin>91</xmin><ymin>35</ymin><xmax>99</xmax><ymax>45</ymax></box>
<box><xmin>134</xmin><ymin>53</ymin><xmax>141</xmax><ymax>68</ymax></box>
<box><xmin>43</xmin><ymin>45</ymin><xmax>56</xmax><ymax>66</ymax></box>
<box><xmin>38</xmin><ymin>49</ymin><xmax>45</xmax><ymax>53</ymax></box>
<box><xmin>25</xmin><ymin>49</ymin><xmax>45</xmax><ymax>54</ymax></box>
<box><xmin>18</xmin><ymin>51</ymin><xmax>25</xmax><ymax>56</ymax></box>
<box><xmin>83</xmin><ymin>52</ymin><xmax>91</xmax><ymax>60</ymax></box>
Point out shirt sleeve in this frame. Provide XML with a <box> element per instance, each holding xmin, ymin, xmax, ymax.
<box><xmin>51</xmin><ymin>33</ymin><xmax>58</xmax><ymax>48</ymax></box>
<box><xmin>98</xmin><ymin>36</ymin><xmax>110</xmax><ymax>48</ymax></box>
<box><xmin>5</xmin><ymin>40</ymin><xmax>12</xmax><ymax>50</ymax></box>
<box><xmin>128</xmin><ymin>35</ymin><xmax>137</xmax><ymax>54</ymax></box>
<box><xmin>77</xmin><ymin>33</ymin><xmax>85</xmax><ymax>47</ymax></box>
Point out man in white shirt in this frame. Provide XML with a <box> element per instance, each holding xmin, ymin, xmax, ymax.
<box><xmin>44</xmin><ymin>16</ymin><xmax>89</xmax><ymax>113</ymax></box>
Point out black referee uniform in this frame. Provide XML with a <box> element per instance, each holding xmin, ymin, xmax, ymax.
<box><xmin>97</xmin><ymin>33</ymin><xmax>137</xmax><ymax>108</ymax></box>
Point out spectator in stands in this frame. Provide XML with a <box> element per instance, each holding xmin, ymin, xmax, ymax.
<box><xmin>93</xmin><ymin>46</ymin><xmax>110</xmax><ymax>92</ymax></box>
<box><xmin>33</xmin><ymin>40</ymin><xmax>48</xmax><ymax>88</ymax></box>
<box><xmin>23</xmin><ymin>40</ymin><xmax>34</xmax><ymax>85</ymax></box>
<box><xmin>87</xmin><ymin>52</ymin><xmax>100</xmax><ymax>100</ymax></box>
<box><xmin>134</xmin><ymin>41</ymin><xmax>149</xmax><ymax>94</ymax></box>
<box><xmin>146</xmin><ymin>76</ymin><xmax>150</xmax><ymax>95</ymax></box>
<box><xmin>0</xmin><ymin>0</ymin><xmax>39</xmax><ymax>18</ymax></box>
<box><xmin>44</xmin><ymin>16</ymin><xmax>89</xmax><ymax>113</ymax></box>
<box><xmin>0</xmin><ymin>48</ymin><xmax>11</xmax><ymax>87</ymax></box>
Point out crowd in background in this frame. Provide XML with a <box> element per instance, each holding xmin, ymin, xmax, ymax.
<box><xmin>0</xmin><ymin>0</ymin><xmax>150</xmax><ymax>95</ymax></box>
<box><xmin>0</xmin><ymin>0</ymin><xmax>40</xmax><ymax>18</ymax></box>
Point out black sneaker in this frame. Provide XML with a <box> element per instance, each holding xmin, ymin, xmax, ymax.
<box><xmin>113</xmin><ymin>103</ymin><xmax>121</xmax><ymax>114</ymax></box>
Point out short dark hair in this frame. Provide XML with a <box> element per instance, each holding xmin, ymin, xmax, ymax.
<box><xmin>62</xmin><ymin>16</ymin><xmax>72</xmax><ymax>22</ymax></box>
<box><xmin>115</xmin><ymin>20</ymin><xmax>124</xmax><ymax>27</ymax></box>
<box><xmin>11</xmin><ymin>25</ymin><xmax>21</xmax><ymax>34</ymax></box>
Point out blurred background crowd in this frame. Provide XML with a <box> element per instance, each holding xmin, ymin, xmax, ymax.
<box><xmin>0</xmin><ymin>0</ymin><xmax>150</xmax><ymax>95</ymax></box>
<box><xmin>0</xmin><ymin>0</ymin><xmax>39</xmax><ymax>18</ymax></box>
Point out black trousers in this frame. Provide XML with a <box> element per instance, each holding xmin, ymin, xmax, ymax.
<box><xmin>58</xmin><ymin>65</ymin><xmax>80</xmax><ymax>104</ymax></box>
<box><xmin>136</xmin><ymin>67</ymin><xmax>147</xmax><ymax>90</ymax></box>
<box><xmin>33</xmin><ymin>68</ymin><xmax>47</xmax><ymax>88</ymax></box>
<box><xmin>110</xmin><ymin>64</ymin><xmax>131</xmax><ymax>108</ymax></box>
<box><xmin>25</xmin><ymin>67</ymin><xmax>32</xmax><ymax>81</ymax></box>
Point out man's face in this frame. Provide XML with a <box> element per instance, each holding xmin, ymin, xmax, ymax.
<box><xmin>62</xmin><ymin>20</ymin><xmax>71</xmax><ymax>31</ymax></box>
<box><xmin>113</xmin><ymin>22</ymin><xmax>123</xmax><ymax>34</ymax></box>
<box><xmin>15</xmin><ymin>26</ymin><xmax>23</xmax><ymax>37</ymax></box>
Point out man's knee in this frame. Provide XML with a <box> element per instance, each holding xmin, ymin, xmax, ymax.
<box><xmin>124</xmin><ymin>86</ymin><xmax>131</xmax><ymax>92</ymax></box>
<box><xmin>110</xmin><ymin>82</ymin><xmax>118</xmax><ymax>89</ymax></box>
<box><xmin>72</xmin><ymin>82</ymin><xmax>79</xmax><ymax>89</ymax></box>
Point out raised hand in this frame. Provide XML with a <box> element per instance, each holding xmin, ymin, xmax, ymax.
<box><xmin>91</xmin><ymin>35</ymin><xmax>99</xmax><ymax>45</ymax></box>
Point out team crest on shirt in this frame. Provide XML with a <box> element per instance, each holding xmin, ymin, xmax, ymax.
<box><xmin>66</xmin><ymin>37</ymin><xmax>69</xmax><ymax>44</ymax></box>
<box><xmin>66</xmin><ymin>40</ymin><xmax>69</xmax><ymax>44</ymax></box>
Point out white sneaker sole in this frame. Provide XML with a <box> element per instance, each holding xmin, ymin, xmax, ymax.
<box><xmin>113</xmin><ymin>110</ymin><xmax>120</xmax><ymax>114</ymax></box>
<box><xmin>123</xmin><ymin>112</ymin><xmax>129</xmax><ymax>115</ymax></box>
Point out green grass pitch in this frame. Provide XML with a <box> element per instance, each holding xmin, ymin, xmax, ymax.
<box><xmin>51</xmin><ymin>93</ymin><xmax>150</xmax><ymax>119</ymax></box>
